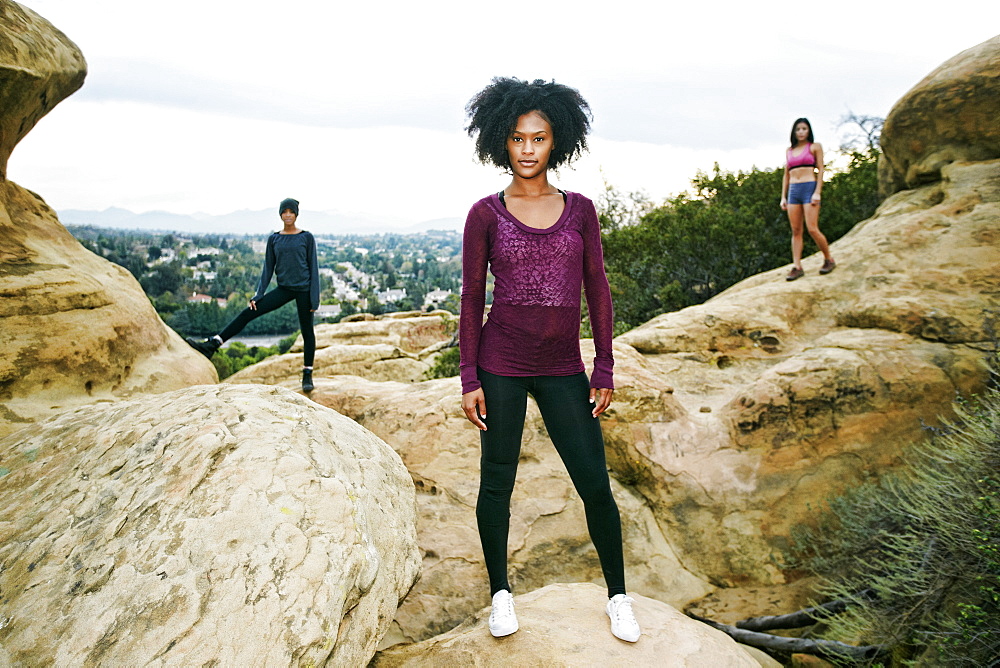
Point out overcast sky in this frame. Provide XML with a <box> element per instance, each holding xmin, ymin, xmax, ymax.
<box><xmin>8</xmin><ymin>1</ymin><xmax>999</xmax><ymax>231</ymax></box>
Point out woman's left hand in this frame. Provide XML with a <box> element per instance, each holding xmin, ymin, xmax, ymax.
<box><xmin>810</xmin><ymin>194</ymin><xmax>821</xmax><ymax>206</ymax></box>
<box><xmin>589</xmin><ymin>387</ymin><xmax>613</xmax><ymax>417</ymax></box>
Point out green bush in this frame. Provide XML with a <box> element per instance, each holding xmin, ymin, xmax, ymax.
<box><xmin>787</xmin><ymin>371</ymin><xmax>1000</xmax><ymax>666</ymax></box>
<box><xmin>209</xmin><ymin>340</ymin><xmax>289</xmax><ymax>380</ymax></box>
<box><xmin>425</xmin><ymin>346</ymin><xmax>460</xmax><ymax>379</ymax></box>
<box><xmin>277</xmin><ymin>331</ymin><xmax>298</xmax><ymax>354</ymax></box>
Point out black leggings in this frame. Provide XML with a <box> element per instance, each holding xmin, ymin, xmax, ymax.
<box><xmin>219</xmin><ymin>287</ymin><xmax>315</xmax><ymax>366</ymax></box>
<box><xmin>476</xmin><ymin>368</ymin><xmax>626</xmax><ymax>598</ymax></box>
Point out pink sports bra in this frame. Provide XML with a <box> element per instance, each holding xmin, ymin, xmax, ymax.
<box><xmin>786</xmin><ymin>143</ymin><xmax>816</xmax><ymax>170</ymax></box>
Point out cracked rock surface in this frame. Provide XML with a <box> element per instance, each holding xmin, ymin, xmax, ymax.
<box><xmin>0</xmin><ymin>384</ymin><xmax>420</xmax><ymax>666</ymax></box>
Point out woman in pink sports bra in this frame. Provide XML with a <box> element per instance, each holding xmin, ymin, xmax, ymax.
<box><xmin>780</xmin><ymin>117</ymin><xmax>835</xmax><ymax>280</ymax></box>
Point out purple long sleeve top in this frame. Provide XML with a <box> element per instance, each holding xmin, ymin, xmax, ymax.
<box><xmin>459</xmin><ymin>191</ymin><xmax>615</xmax><ymax>394</ymax></box>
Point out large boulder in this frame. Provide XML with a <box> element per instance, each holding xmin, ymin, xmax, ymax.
<box><xmin>879</xmin><ymin>34</ymin><xmax>1000</xmax><ymax>196</ymax></box>
<box><xmin>0</xmin><ymin>1</ymin><xmax>216</xmax><ymax>439</ymax></box>
<box><xmin>228</xmin><ymin>354</ymin><xmax>713</xmax><ymax>647</ymax></box>
<box><xmin>0</xmin><ymin>385</ymin><xmax>420</xmax><ymax>666</ymax></box>
<box><xmin>0</xmin><ymin>1</ymin><xmax>85</xmax><ymax>178</ymax></box>
<box><xmin>372</xmin><ymin>583</ymin><xmax>778</xmax><ymax>667</ymax></box>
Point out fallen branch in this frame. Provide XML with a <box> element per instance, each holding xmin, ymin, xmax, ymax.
<box><xmin>689</xmin><ymin>612</ymin><xmax>888</xmax><ymax>663</ymax></box>
<box><xmin>736</xmin><ymin>591</ymin><xmax>875</xmax><ymax>632</ymax></box>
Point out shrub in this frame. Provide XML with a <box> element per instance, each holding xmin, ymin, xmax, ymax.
<box><xmin>209</xmin><ymin>340</ymin><xmax>289</xmax><ymax>380</ymax></box>
<box><xmin>787</xmin><ymin>370</ymin><xmax>1000</xmax><ymax>666</ymax></box>
<box><xmin>425</xmin><ymin>346</ymin><xmax>460</xmax><ymax>379</ymax></box>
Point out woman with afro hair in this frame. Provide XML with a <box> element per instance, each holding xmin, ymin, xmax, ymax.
<box><xmin>460</xmin><ymin>77</ymin><xmax>641</xmax><ymax>643</ymax></box>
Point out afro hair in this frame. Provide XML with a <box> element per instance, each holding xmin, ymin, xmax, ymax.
<box><xmin>465</xmin><ymin>77</ymin><xmax>592</xmax><ymax>171</ymax></box>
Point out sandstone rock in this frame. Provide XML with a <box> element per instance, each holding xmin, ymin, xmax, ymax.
<box><xmin>294</xmin><ymin>313</ymin><xmax>457</xmax><ymax>356</ymax></box>
<box><xmin>0</xmin><ymin>1</ymin><xmax>86</xmax><ymax>178</ymax></box>
<box><xmin>340</xmin><ymin>312</ymin><xmax>377</xmax><ymax>322</ymax></box>
<box><xmin>372</xmin><ymin>582</ymin><xmax>775</xmax><ymax>667</ymax></box>
<box><xmin>0</xmin><ymin>385</ymin><xmax>420</xmax><ymax>666</ymax></box>
<box><xmin>383</xmin><ymin>309</ymin><xmax>453</xmax><ymax>320</ymax></box>
<box><xmin>612</xmin><ymin>157</ymin><xmax>998</xmax><ymax>585</ymax></box>
<box><xmin>227</xmin><ymin>343</ymin><xmax>431</xmax><ymax>385</ymax></box>
<box><xmin>879</xmin><ymin>34</ymin><xmax>1000</xmax><ymax>196</ymax></box>
<box><xmin>0</xmin><ymin>183</ymin><xmax>218</xmax><ymax>439</ymax></box>
<box><xmin>0</xmin><ymin>2</ymin><xmax>216</xmax><ymax>439</ymax></box>
<box><xmin>684</xmin><ymin>578</ymin><xmax>821</xmax><ymax>626</ymax></box>
<box><xmin>235</xmin><ymin>343</ymin><xmax>712</xmax><ymax>647</ymax></box>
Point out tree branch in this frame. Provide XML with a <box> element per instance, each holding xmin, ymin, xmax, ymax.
<box><xmin>735</xmin><ymin>591</ymin><xmax>876</xmax><ymax>632</ymax></box>
<box><xmin>688</xmin><ymin>613</ymin><xmax>888</xmax><ymax>663</ymax></box>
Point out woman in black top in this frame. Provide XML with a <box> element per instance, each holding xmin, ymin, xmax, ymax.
<box><xmin>186</xmin><ymin>198</ymin><xmax>319</xmax><ymax>391</ymax></box>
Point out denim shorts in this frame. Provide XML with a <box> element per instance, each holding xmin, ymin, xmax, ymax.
<box><xmin>787</xmin><ymin>181</ymin><xmax>817</xmax><ymax>205</ymax></box>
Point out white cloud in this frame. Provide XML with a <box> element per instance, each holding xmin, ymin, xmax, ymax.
<box><xmin>11</xmin><ymin>0</ymin><xmax>1000</xmax><ymax>223</ymax></box>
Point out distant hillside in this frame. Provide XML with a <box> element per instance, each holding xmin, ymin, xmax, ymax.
<box><xmin>57</xmin><ymin>207</ymin><xmax>464</xmax><ymax>235</ymax></box>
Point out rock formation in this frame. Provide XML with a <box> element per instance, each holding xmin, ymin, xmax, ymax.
<box><xmin>615</xmin><ymin>140</ymin><xmax>998</xmax><ymax>585</ymax></box>
<box><xmin>879</xmin><ymin>35</ymin><xmax>1000</xmax><ymax>197</ymax></box>
<box><xmin>227</xmin><ymin>361</ymin><xmax>714</xmax><ymax>646</ymax></box>
<box><xmin>0</xmin><ymin>2</ymin><xmax>84</xmax><ymax>180</ymax></box>
<box><xmin>227</xmin><ymin>342</ymin><xmax>434</xmax><ymax>385</ymax></box>
<box><xmin>0</xmin><ymin>1</ymin><xmax>216</xmax><ymax>440</ymax></box>
<box><xmin>0</xmin><ymin>385</ymin><xmax>420</xmax><ymax>666</ymax></box>
<box><xmin>371</xmin><ymin>583</ymin><xmax>779</xmax><ymax>667</ymax></box>
<box><xmin>4</xmin><ymin>11</ymin><xmax>991</xmax><ymax>661</ymax></box>
<box><xmin>227</xmin><ymin>312</ymin><xmax>460</xmax><ymax>385</ymax></box>
<box><xmin>297</xmin><ymin>311</ymin><xmax>457</xmax><ymax>355</ymax></box>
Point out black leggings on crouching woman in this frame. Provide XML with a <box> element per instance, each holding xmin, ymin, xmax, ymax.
<box><xmin>219</xmin><ymin>287</ymin><xmax>315</xmax><ymax>366</ymax></box>
<box><xmin>476</xmin><ymin>368</ymin><xmax>626</xmax><ymax>598</ymax></box>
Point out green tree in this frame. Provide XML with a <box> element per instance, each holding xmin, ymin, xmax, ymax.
<box><xmin>140</xmin><ymin>261</ymin><xmax>186</xmax><ymax>296</ymax></box>
<box><xmin>425</xmin><ymin>346</ymin><xmax>460</xmax><ymax>379</ymax></box>
<box><xmin>440</xmin><ymin>293</ymin><xmax>461</xmax><ymax>315</ymax></box>
<box><xmin>596</xmin><ymin>175</ymin><xmax>654</xmax><ymax>231</ymax></box>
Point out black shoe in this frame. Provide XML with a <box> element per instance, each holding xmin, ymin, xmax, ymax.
<box><xmin>302</xmin><ymin>369</ymin><xmax>314</xmax><ymax>392</ymax></box>
<box><xmin>186</xmin><ymin>337</ymin><xmax>220</xmax><ymax>359</ymax></box>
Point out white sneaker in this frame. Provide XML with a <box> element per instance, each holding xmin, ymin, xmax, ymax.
<box><xmin>606</xmin><ymin>594</ymin><xmax>640</xmax><ymax>642</ymax></box>
<box><xmin>489</xmin><ymin>589</ymin><xmax>518</xmax><ymax>637</ymax></box>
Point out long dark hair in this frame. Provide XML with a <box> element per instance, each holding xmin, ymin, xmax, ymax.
<box><xmin>789</xmin><ymin>117</ymin><xmax>814</xmax><ymax>147</ymax></box>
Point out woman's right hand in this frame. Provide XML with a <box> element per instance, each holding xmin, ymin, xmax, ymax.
<box><xmin>462</xmin><ymin>388</ymin><xmax>487</xmax><ymax>431</ymax></box>
<box><xmin>780</xmin><ymin>196</ymin><xmax>788</xmax><ymax>211</ymax></box>
<box><xmin>248</xmin><ymin>299</ymin><xmax>257</xmax><ymax>310</ymax></box>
